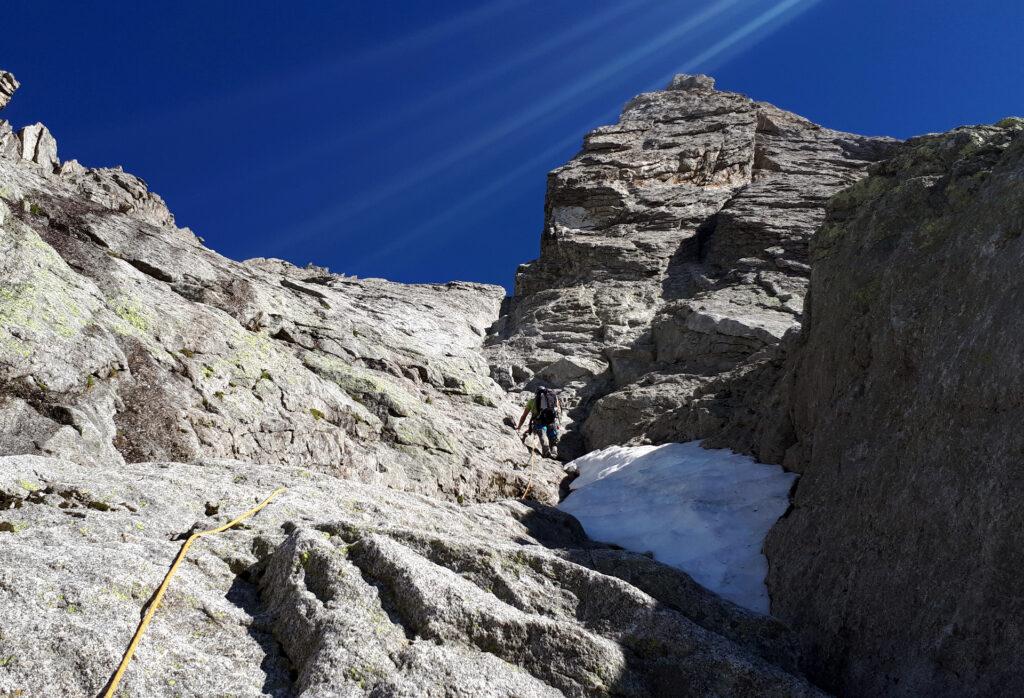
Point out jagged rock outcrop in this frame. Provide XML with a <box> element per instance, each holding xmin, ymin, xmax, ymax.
<box><xmin>0</xmin><ymin>105</ymin><xmax>562</xmax><ymax>503</ymax></box>
<box><xmin>487</xmin><ymin>75</ymin><xmax>897</xmax><ymax>458</ymax></box>
<box><xmin>0</xmin><ymin>71</ymin><xmax>17</xmax><ymax>111</ymax></box>
<box><xmin>0</xmin><ymin>454</ymin><xmax>823</xmax><ymax>696</ymax></box>
<box><xmin>750</xmin><ymin>118</ymin><xmax>1024</xmax><ymax>697</ymax></box>
<box><xmin>0</xmin><ymin>73</ymin><xmax>63</xmax><ymax>174</ymax></box>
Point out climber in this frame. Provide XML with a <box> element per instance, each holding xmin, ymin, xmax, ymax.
<box><xmin>517</xmin><ymin>386</ymin><xmax>561</xmax><ymax>458</ymax></box>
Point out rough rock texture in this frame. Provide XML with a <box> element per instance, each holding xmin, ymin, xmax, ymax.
<box><xmin>0</xmin><ymin>455</ymin><xmax>823</xmax><ymax>697</ymax></box>
<box><xmin>0</xmin><ymin>121</ymin><xmax>563</xmax><ymax>503</ymax></box>
<box><xmin>0</xmin><ymin>71</ymin><xmax>17</xmax><ymax>111</ymax></box>
<box><xmin>0</xmin><ymin>70</ymin><xmax>833</xmax><ymax>697</ymax></box>
<box><xmin>487</xmin><ymin>75</ymin><xmax>897</xmax><ymax>458</ymax></box>
<box><xmin>754</xmin><ymin>119</ymin><xmax>1024</xmax><ymax>697</ymax></box>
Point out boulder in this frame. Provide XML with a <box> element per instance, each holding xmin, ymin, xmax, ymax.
<box><xmin>536</xmin><ymin>355</ymin><xmax>606</xmax><ymax>387</ymax></box>
<box><xmin>17</xmin><ymin>123</ymin><xmax>60</xmax><ymax>172</ymax></box>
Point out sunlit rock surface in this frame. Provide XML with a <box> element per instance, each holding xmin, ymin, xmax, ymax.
<box><xmin>0</xmin><ymin>71</ymin><xmax>17</xmax><ymax>111</ymax></box>
<box><xmin>0</xmin><ymin>69</ymin><xmax>826</xmax><ymax>696</ymax></box>
<box><xmin>487</xmin><ymin>74</ymin><xmax>898</xmax><ymax>459</ymax></box>
<box><xmin>0</xmin><ymin>109</ymin><xmax>562</xmax><ymax>503</ymax></box>
<box><xmin>0</xmin><ymin>455</ymin><xmax>823</xmax><ymax>697</ymax></box>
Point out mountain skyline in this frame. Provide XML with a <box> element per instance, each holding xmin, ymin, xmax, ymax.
<box><xmin>4</xmin><ymin>0</ymin><xmax>1023</xmax><ymax>290</ymax></box>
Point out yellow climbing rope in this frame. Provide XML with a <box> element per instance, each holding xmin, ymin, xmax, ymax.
<box><xmin>102</xmin><ymin>487</ymin><xmax>287</xmax><ymax>698</ymax></box>
<box><xmin>521</xmin><ymin>433</ymin><xmax>537</xmax><ymax>499</ymax></box>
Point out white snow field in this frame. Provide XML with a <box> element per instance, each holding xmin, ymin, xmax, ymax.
<box><xmin>559</xmin><ymin>441</ymin><xmax>797</xmax><ymax>614</ymax></box>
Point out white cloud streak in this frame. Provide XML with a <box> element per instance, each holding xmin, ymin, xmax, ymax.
<box><xmin>275</xmin><ymin>0</ymin><xmax>744</xmax><ymax>253</ymax></box>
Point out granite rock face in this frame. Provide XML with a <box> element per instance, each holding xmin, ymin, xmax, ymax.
<box><xmin>487</xmin><ymin>75</ymin><xmax>897</xmax><ymax>458</ymax></box>
<box><xmin>0</xmin><ymin>455</ymin><xmax>823</xmax><ymax>697</ymax></box>
<box><xmin>0</xmin><ymin>71</ymin><xmax>17</xmax><ymax>111</ymax></box>
<box><xmin>15</xmin><ymin>63</ymin><xmax>1024</xmax><ymax>697</ymax></box>
<box><xmin>0</xmin><ymin>70</ymin><xmax>831</xmax><ymax>696</ymax></box>
<box><xmin>0</xmin><ymin>121</ymin><xmax>563</xmax><ymax>504</ymax></box>
<box><xmin>758</xmin><ymin>119</ymin><xmax>1024</xmax><ymax>697</ymax></box>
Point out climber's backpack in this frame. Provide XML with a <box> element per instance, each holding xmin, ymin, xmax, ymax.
<box><xmin>534</xmin><ymin>388</ymin><xmax>558</xmax><ymax>426</ymax></box>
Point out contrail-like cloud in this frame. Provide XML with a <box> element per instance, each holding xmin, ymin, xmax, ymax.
<box><xmin>344</xmin><ymin>0</ymin><xmax>534</xmax><ymax>68</ymax></box>
<box><xmin>336</xmin><ymin>0</ymin><xmax>827</xmax><ymax>272</ymax></box>
<box><xmin>175</xmin><ymin>0</ymin><xmax>654</xmax><ymax>205</ymax></box>
<box><xmin>347</xmin><ymin>127</ymin><xmax>598</xmax><ymax>273</ymax></box>
<box><xmin>315</xmin><ymin>0</ymin><xmax>653</xmax><ymax>148</ymax></box>
<box><xmin>85</xmin><ymin>0</ymin><xmax>533</xmax><ymax>137</ymax></box>
<box><xmin>665</xmin><ymin>0</ymin><xmax>824</xmax><ymax>82</ymax></box>
<box><xmin>275</xmin><ymin>0</ymin><xmax>744</xmax><ymax>253</ymax></box>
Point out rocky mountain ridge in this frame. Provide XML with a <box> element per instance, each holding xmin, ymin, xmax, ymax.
<box><xmin>0</xmin><ymin>69</ymin><xmax>824</xmax><ymax>696</ymax></box>
<box><xmin>560</xmin><ymin>89</ymin><xmax>1024</xmax><ymax>697</ymax></box>
<box><xmin>3</xmin><ymin>65</ymin><xmax>1023</xmax><ymax>697</ymax></box>
<box><xmin>486</xmin><ymin>74</ymin><xmax>898</xmax><ymax>459</ymax></box>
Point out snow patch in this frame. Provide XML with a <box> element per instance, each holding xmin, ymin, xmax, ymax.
<box><xmin>559</xmin><ymin>441</ymin><xmax>796</xmax><ymax>614</ymax></box>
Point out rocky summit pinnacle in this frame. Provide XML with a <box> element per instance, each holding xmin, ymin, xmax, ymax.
<box><xmin>486</xmin><ymin>73</ymin><xmax>898</xmax><ymax>459</ymax></box>
<box><xmin>667</xmin><ymin>73</ymin><xmax>716</xmax><ymax>91</ymax></box>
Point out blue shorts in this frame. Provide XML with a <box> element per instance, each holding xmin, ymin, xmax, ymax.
<box><xmin>531</xmin><ymin>422</ymin><xmax>559</xmax><ymax>443</ymax></box>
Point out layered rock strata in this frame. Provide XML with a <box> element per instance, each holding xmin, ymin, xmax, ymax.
<box><xmin>487</xmin><ymin>74</ymin><xmax>897</xmax><ymax>458</ymax></box>
<box><xmin>0</xmin><ymin>71</ymin><xmax>17</xmax><ymax>111</ymax></box>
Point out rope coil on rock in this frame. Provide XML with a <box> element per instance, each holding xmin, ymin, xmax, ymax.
<box><xmin>101</xmin><ymin>487</ymin><xmax>287</xmax><ymax>698</ymax></box>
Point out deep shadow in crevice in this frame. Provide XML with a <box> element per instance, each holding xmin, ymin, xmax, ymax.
<box><xmin>661</xmin><ymin>214</ymin><xmax>718</xmax><ymax>301</ymax></box>
<box><xmin>511</xmin><ymin>501</ymin><xmax>823</xmax><ymax>695</ymax></box>
<box><xmin>225</xmin><ymin>572</ymin><xmax>297</xmax><ymax>697</ymax></box>
<box><xmin>345</xmin><ymin>541</ymin><xmax>418</xmax><ymax>641</ymax></box>
<box><xmin>558</xmin><ymin>468</ymin><xmax>578</xmax><ymax>502</ymax></box>
<box><xmin>507</xmin><ymin>499</ymin><xmax>593</xmax><ymax>549</ymax></box>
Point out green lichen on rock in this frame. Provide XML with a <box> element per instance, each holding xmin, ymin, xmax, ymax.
<box><xmin>0</xmin><ymin>222</ymin><xmax>95</xmax><ymax>359</ymax></box>
<box><xmin>226</xmin><ymin>329</ymin><xmax>277</xmax><ymax>382</ymax></box>
<box><xmin>303</xmin><ymin>351</ymin><xmax>420</xmax><ymax>418</ymax></box>
<box><xmin>995</xmin><ymin>116</ymin><xmax>1024</xmax><ymax>130</ymax></box>
<box><xmin>17</xmin><ymin>479</ymin><xmax>39</xmax><ymax>492</ymax></box>
<box><xmin>391</xmin><ymin>415</ymin><xmax>456</xmax><ymax>453</ymax></box>
<box><xmin>110</xmin><ymin>296</ymin><xmax>152</xmax><ymax>333</ymax></box>
<box><xmin>445</xmin><ymin>372</ymin><xmax>500</xmax><ymax>407</ymax></box>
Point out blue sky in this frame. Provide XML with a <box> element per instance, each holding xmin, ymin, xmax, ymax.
<box><xmin>4</xmin><ymin>1</ymin><xmax>1022</xmax><ymax>290</ymax></box>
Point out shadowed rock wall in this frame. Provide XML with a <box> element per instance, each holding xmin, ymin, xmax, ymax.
<box><xmin>764</xmin><ymin>120</ymin><xmax>1024</xmax><ymax>696</ymax></box>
